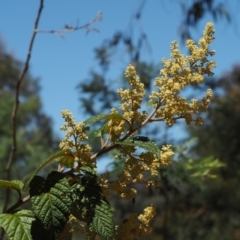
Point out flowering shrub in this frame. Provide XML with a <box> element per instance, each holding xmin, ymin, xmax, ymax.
<box><xmin>0</xmin><ymin>23</ymin><xmax>215</xmax><ymax>240</ymax></box>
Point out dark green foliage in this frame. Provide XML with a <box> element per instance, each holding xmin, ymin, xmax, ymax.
<box><xmin>0</xmin><ymin>170</ymin><xmax>115</xmax><ymax>239</ymax></box>
<box><xmin>69</xmin><ymin>173</ymin><xmax>114</xmax><ymax>240</ymax></box>
<box><xmin>90</xmin><ymin>200</ymin><xmax>114</xmax><ymax>240</ymax></box>
<box><xmin>131</xmin><ymin>136</ymin><xmax>150</xmax><ymax>142</ymax></box>
<box><xmin>30</xmin><ymin>172</ymin><xmax>72</xmax><ymax>240</ymax></box>
<box><xmin>168</xmin><ymin>65</ymin><xmax>240</xmax><ymax>239</ymax></box>
<box><xmin>189</xmin><ymin>65</ymin><xmax>240</xmax><ymax>171</ymax></box>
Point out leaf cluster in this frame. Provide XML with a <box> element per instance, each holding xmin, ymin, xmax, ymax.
<box><xmin>0</xmin><ymin>170</ymin><xmax>114</xmax><ymax>240</ymax></box>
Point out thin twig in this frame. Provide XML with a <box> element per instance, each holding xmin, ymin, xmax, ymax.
<box><xmin>149</xmin><ymin>116</ymin><xmax>185</xmax><ymax>122</ymax></box>
<box><xmin>2</xmin><ymin>0</ymin><xmax>44</xmax><ymax>213</ymax></box>
<box><xmin>4</xmin><ymin>196</ymin><xmax>31</xmax><ymax>214</ymax></box>
<box><xmin>35</xmin><ymin>10</ymin><xmax>102</xmax><ymax>38</ymax></box>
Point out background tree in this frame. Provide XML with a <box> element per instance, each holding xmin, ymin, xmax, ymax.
<box><xmin>189</xmin><ymin>65</ymin><xmax>240</xmax><ymax>171</ymax></box>
<box><xmin>0</xmin><ymin>42</ymin><xmax>59</xmax><ymax>210</ymax></box>
<box><xmin>179</xmin><ymin>65</ymin><xmax>240</xmax><ymax>239</ymax></box>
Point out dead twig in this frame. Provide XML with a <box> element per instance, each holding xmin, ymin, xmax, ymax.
<box><xmin>35</xmin><ymin>10</ymin><xmax>102</xmax><ymax>38</ymax></box>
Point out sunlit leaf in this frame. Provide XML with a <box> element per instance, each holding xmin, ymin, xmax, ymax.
<box><xmin>0</xmin><ymin>210</ymin><xmax>35</xmax><ymax>240</ymax></box>
<box><xmin>0</xmin><ymin>180</ymin><xmax>24</xmax><ymax>192</ymax></box>
<box><xmin>24</xmin><ymin>150</ymin><xmax>73</xmax><ymax>190</ymax></box>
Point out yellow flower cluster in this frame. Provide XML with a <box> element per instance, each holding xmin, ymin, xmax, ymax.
<box><xmin>160</xmin><ymin>145</ymin><xmax>174</xmax><ymax>165</ymax></box>
<box><xmin>117</xmin><ymin>65</ymin><xmax>147</xmax><ymax>124</ymax></box>
<box><xmin>149</xmin><ymin>22</ymin><xmax>215</xmax><ymax>126</ymax></box>
<box><xmin>109</xmin><ymin>180</ymin><xmax>137</xmax><ymax>199</ymax></box>
<box><xmin>105</xmin><ymin>145</ymin><xmax>173</xmax><ymax>198</ymax></box>
<box><xmin>114</xmin><ymin>214</ymin><xmax>140</xmax><ymax>240</ymax></box>
<box><xmin>115</xmin><ymin>205</ymin><xmax>156</xmax><ymax>239</ymax></box>
<box><xmin>138</xmin><ymin>204</ymin><xmax>156</xmax><ymax>227</ymax></box>
<box><xmin>57</xmin><ymin>22</ymin><xmax>216</xmax><ymax>239</ymax></box>
<box><xmin>59</xmin><ymin>110</ymin><xmax>93</xmax><ymax>167</ymax></box>
<box><xmin>137</xmin><ymin>145</ymin><xmax>174</xmax><ymax>177</ymax></box>
<box><xmin>107</xmin><ymin>108</ymin><xmax>126</xmax><ymax>142</ymax></box>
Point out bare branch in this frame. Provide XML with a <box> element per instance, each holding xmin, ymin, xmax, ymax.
<box><xmin>149</xmin><ymin>116</ymin><xmax>185</xmax><ymax>122</ymax></box>
<box><xmin>35</xmin><ymin>10</ymin><xmax>102</xmax><ymax>37</ymax></box>
<box><xmin>2</xmin><ymin>0</ymin><xmax>44</xmax><ymax>213</ymax></box>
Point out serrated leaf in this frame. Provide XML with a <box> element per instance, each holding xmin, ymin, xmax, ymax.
<box><xmin>30</xmin><ymin>172</ymin><xmax>71</xmax><ymax>240</ymax></box>
<box><xmin>0</xmin><ymin>180</ymin><xmax>24</xmax><ymax>192</ymax></box>
<box><xmin>69</xmin><ymin>174</ymin><xmax>114</xmax><ymax>239</ymax></box>
<box><xmin>69</xmin><ymin>175</ymin><xmax>102</xmax><ymax>217</ymax></box>
<box><xmin>0</xmin><ymin>210</ymin><xmax>35</xmax><ymax>240</ymax></box>
<box><xmin>80</xmin><ymin>166</ymin><xmax>97</xmax><ymax>175</ymax></box>
<box><xmin>116</xmin><ymin>139</ymin><xmax>161</xmax><ymax>157</ymax></box>
<box><xmin>24</xmin><ymin>150</ymin><xmax>73</xmax><ymax>190</ymax></box>
<box><xmin>90</xmin><ymin>199</ymin><xmax>114</xmax><ymax>240</ymax></box>
<box><xmin>84</xmin><ymin>113</ymin><xmax>127</xmax><ymax>125</ymax></box>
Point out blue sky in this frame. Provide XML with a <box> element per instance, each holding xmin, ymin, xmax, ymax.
<box><xmin>1</xmin><ymin>1</ymin><xmax>240</xmax><ymax>170</ymax></box>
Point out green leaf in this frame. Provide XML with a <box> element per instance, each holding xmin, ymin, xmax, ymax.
<box><xmin>55</xmin><ymin>153</ymin><xmax>75</xmax><ymax>168</ymax></box>
<box><xmin>24</xmin><ymin>150</ymin><xmax>73</xmax><ymax>190</ymax></box>
<box><xmin>90</xmin><ymin>199</ymin><xmax>114</xmax><ymax>240</ymax></box>
<box><xmin>69</xmin><ymin>175</ymin><xmax>102</xmax><ymax>221</ymax></box>
<box><xmin>80</xmin><ymin>166</ymin><xmax>97</xmax><ymax>175</ymax></box>
<box><xmin>0</xmin><ymin>180</ymin><xmax>24</xmax><ymax>192</ymax></box>
<box><xmin>146</xmin><ymin>98</ymin><xmax>159</xmax><ymax>107</ymax></box>
<box><xmin>88</xmin><ymin>121</ymin><xmax>115</xmax><ymax>139</ymax></box>
<box><xmin>116</xmin><ymin>139</ymin><xmax>161</xmax><ymax>157</ymax></box>
<box><xmin>186</xmin><ymin>157</ymin><xmax>225</xmax><ymax>179</ymax></box>
<box><xmin>30</xmin><ymin>172</ymin><xmax>71</xmax><ymax>240</ymax></box>
<box><xmin>69</xmin><ymin>174</ymin><xmax>114</xmax><ymax>239</ymax></box>
<box><xmin>0</xmin><ymin>210</ymin><xmax>35</xmax><ymax>240</ymax></box>
<box><xmin>84</xmin><ymin>113</ymin><xmax>127</xmax><ymax>125</ymax></box>
<box><xmin>88</xmin><ymin>125</ymin><xmax>106</xmax><ymax>139</ymax></box>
